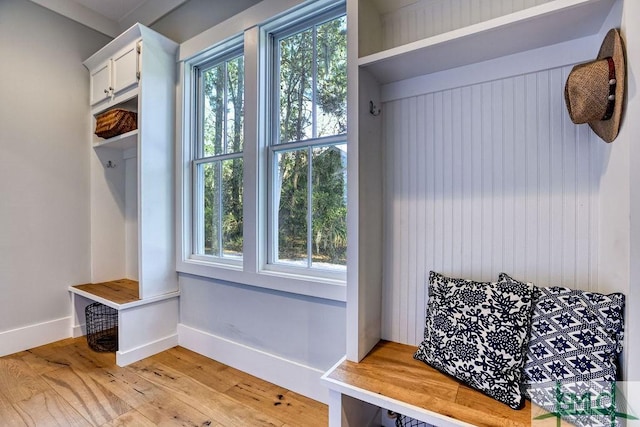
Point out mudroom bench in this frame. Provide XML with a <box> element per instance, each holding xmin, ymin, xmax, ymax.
<box><xmin>322</xmin><ymin>340</ymin><xmax>554</xmax><ymax>427</ymax></box>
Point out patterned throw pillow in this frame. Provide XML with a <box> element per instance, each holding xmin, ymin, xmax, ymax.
<box><xmin>414</xmin><ymin>271</ymin><xmax>536</xmax><ymax>409</ymax></box>
<box><xmin>500</xmin><ymin>273</ymin><xmax>626</xmax><ymax>427</ymax></box>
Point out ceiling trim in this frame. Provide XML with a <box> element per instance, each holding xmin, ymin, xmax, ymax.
<box><xmin>118</xmin><ymin>0</ymin><xmax>188</xmax><ymax>31</ymax></box>
<box><xmin>30</xmin><ymin>0</ymin><xmax>120</xmax><ymax>37</ymax></box>
<box><xmin>29</xmin><ymin>0</ymin><xmax>188</xmax><ymax>38</ymax></box>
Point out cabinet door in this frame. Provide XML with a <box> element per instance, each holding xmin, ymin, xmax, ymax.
<box><xmin>90</xmin><ymin>60</ymin><xmax>111</xmax><ymax>106</ymax></box>
<box><xmin>112</xmin><ymin>42</ymin><xmax>140</xmax><ymax>96</ymax></box>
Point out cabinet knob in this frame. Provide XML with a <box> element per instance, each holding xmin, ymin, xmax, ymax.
<box><xmin>104</xmin><ymin>89</ymin><xmax>109</xmax><ymax>94</ymax></box>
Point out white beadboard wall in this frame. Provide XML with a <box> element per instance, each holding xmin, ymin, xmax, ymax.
<box><xmin>380</xmin><ymin>0</ymin><xmax>554</xmax><ymax>51</ymax></box>
<box><xmin>381</xmin><ymin>65</ymin><xmax>608</xmax><ymax>346</ymax></box>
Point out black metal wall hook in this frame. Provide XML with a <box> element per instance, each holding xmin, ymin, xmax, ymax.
<box><xmin>369</xmin><ymin>100</ymin><xmax>381</xmax><ymax>116</ymax></box>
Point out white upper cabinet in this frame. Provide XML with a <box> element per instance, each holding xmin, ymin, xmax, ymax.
<box><xmin>89</xmin><ymin>59</ymin><xmax>112</xmax><ymax>106</ymax></box>
<box><xmin>112</xmin><ymin>42</ymin><xmax>140</xmax><ymax>96</ymax></box>
<box><xmin>88</xmin><ymin>40</ymin><xmax>140</xmax><ymax>108</ymax></box>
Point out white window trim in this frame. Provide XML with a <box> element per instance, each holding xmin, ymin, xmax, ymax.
<box><xmin>176</xmin><ymin>0</ymin><xmax>347</xmax><ymax>302</ymax></box>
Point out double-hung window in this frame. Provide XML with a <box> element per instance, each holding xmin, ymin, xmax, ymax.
<box><xmin>180</xmin><ymin>0</ymin><xmax>347</xmax><ymax>299</ymax></box>
<box><xmin>267</xmin><ymin>6</ymin><xmax>347</xmax><ymax>276</ymax></box>
<box><xmin>192</xmin><ymin>48</ymin><xmax>244</xmax><ymax>263</ymax></box>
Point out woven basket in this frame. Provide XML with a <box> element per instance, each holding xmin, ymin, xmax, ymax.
<box><xmin>95</xmin><ymin>109</ymin><xmax>137</xmax><ymax>139</ymax></box>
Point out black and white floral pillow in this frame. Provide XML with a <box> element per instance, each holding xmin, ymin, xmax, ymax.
<box><xmin>501</xmin><ymin>273</ymin><xmax>626</xmax><ymax>427</ymax></box>
<box><xmin>414</xmin><ymin>271</ymin><xmax>536</xmax><ymax>409</ymax></box>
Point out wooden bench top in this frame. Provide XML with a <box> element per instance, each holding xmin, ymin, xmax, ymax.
<box><xmin>71</xmin><ymin>279</ymin><xmax>140</xmax><ymax>305</ymax></box>
<box><xmin>323</xmin><ymin>340</ymin><xmax>567</xmax><ymax>427</ymax></box>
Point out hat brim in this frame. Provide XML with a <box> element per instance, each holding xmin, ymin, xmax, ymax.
<box><xmin>589</xmin><ymin>28</ymin><xmax>625</xmax><ymax>143</ymax></box>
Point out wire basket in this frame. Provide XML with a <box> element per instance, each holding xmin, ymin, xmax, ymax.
<box><xmin>85</xmin><ymin>302</ymin><xmax>118</xmax><ymax>352</ymax></box>
<box><xmin>395</xmin><ymin>414</ymin><xmax>431</xmax><ymax>427</ymax></box>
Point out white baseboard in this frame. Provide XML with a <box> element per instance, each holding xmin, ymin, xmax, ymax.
<box><xmin>0</xmin><ymin>317</ymin><xmax>71</xmax><ymax>357</ymax></box>
<box><xmin>116</xmin><ymin>333</ymin><xmax>179</xmax><ymax>367</ymax></box>
<box><xmin>177</xmin><ymin>323</ymin><xmax>329</xmax><ymax>404</ymax></box>
<box><xmin>72</xmin><ymin>323</ymin><xmax>86</xmax><ymax>338</ymax></box>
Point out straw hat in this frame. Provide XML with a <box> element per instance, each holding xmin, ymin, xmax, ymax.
<box><xmin>564</xmin><ymin>28</ymin><xmax>626</xmax><ymax>143</ymax></box>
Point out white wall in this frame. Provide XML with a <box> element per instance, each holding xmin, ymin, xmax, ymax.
<box><xmin>0</xmin><ymin>0</ymin><xmax>111</xmax><ymax>354</ymax></box>
<box><xmin>179</xmin><ymin>274</ymin><xmax>346</xmax><ymax>368</ymax></box>
<box><xmin>381</xmin><ymin>59</ymin><xmax>609</xmax><ymax>346</ymax></box>
<box><xmin>178</xmin><ymin>275</ymin><xmax>346</xmax><ymax>403</ymax></box>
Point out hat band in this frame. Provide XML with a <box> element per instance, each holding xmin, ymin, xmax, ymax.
<box><xmin>602</xmin><ymin>57</ymin><xmax>616</xmax><ymax>121</ymax></box>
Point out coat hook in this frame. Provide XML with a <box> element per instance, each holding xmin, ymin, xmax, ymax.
<box><xmin>369</xmin><ymin>100</ymin><xmax>381</xmax><ymax>116</ymax></box>
<box><xmin>106</xmin><ymin>160</ymin><xmax>116</xmax><ymax>168</ymax></box>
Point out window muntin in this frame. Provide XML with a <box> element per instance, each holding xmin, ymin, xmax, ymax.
<box><xmin>202</xmin><ymin>54</ymin><xmax>244</xmax><ymax>156</ymax></box>
<box><xmin>273</xmin><ymin>142</ymin><xmax>347</xmax><ymax>269</ymax></box>
<box><xmin>270</xmin><ymin>10</ymin><xmax>347</xmax><ymax>272</ymax></box>
<box><xmin>276</xmin><ymin>14</ymin><xmax>347</xmax><ymax>145</ymax></box>
<box><xmin>194</xmin><ymin>52</ymin><xmax>244</xmax><ymax>260</ymax></box>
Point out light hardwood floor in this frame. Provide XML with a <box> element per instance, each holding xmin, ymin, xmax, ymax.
<box><xmin>0</xmin><ymin>337</ymin><xmax>328</xmax><ymax>426</ymax></box>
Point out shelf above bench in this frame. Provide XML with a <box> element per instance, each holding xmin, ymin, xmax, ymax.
<box><xmin>93</xmin><ymin>129</ymin><xmax>138</xmax><ymax>151</ymax></box>
<box><xmin>322</xmin><ymin>340</ymin><xmax>568</xmax><ymax>427</ymax></box>
<box><xmin>359</xmin><ymin>0</ymin><xmax>616</xmax><ymax>84</ymax></box>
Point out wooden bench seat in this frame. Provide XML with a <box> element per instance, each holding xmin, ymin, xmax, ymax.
<box><xmin>72</xmin><ymin>279</ymin><xmax>140</xmax><ymax>305</ymax></box>
<box><xmin>322</xmin><ymin>340</ymin><xmax>564</xmax><ymax>427</ymax></box>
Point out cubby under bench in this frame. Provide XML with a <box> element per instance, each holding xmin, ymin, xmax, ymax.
<box><xmin>69</xmin><ymin>279</ymin><xmax>180</xmax><ymax>367</ymax></box>
<box><xmin>322</xmin><ymin>340</ymin><xmax>566</xmax><ymax>427</ymax></box>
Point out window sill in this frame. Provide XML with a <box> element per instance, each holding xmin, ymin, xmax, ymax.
<box><xmin>177</xmin><ymin>258</ymin><xmax>347</xmax><ymax>302</ymax></box>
